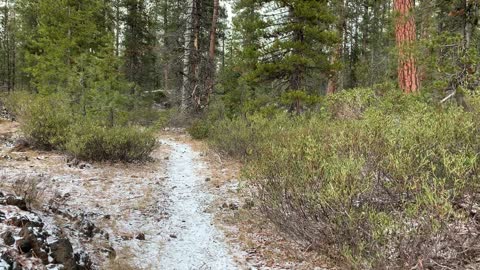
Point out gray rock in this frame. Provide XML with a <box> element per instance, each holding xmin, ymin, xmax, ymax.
<box><xmin>1</xmin><ymin>231</ymin><xmax>15</xmax><ymax>246</ymax></box>
<box><xmin>5</xmin><ymin>196</ymin><xmax>27</xmax><ymax>211</ymax></box>
<box><xmin>50</xmin><ymin>238</ymin><xmax>76</xmax><ymax>269</ymax></box>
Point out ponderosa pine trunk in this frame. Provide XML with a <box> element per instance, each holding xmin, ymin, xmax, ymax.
<box><xmin>205</xmin><ymin>0</ymin><xmax>219</xmax><ymax>104</ymax></box>
<box><xmin>327</xmin><ymin>0</ymin><xmax>345</xmax><ymax>95</ymax></box>
<box><xmin>394</xmin><ymin>0</ymin><xmax>419</xmax><ymax>93</ymax></box>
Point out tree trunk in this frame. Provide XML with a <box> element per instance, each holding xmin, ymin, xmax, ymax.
<box><xmin>189</xmin><ymin>0</ymin><xmax>201</xmax><ymax>110</ymax></box>
<box><xmin>163</xmin><ymin>0</ymin><xmax>169</xmax><ymax>92</ymax></box>
<box><xmin>180</xmin><ymin>0</ymin><xmax>192</xmax><ymax>111</ymax></box>
<box><xmin>394</xmin><ymin>0</ymin><xmax>419</xmax><ymax>93</ymax></box>
<box><xmin>327</xmin><ymin>0</ymin><xmax>346</xmax><ymax>95</ymax></box>
<box><xmin>205</xmin><ymin>0</ymin><xmax>219</xmax><ymax>104</ymax></box>
<box><xmin>115</xmin><ymin>0</ymin><xmax>120</xmax><ymax>57</ymax></box>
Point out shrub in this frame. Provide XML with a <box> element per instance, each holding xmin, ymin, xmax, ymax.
<box><xmin>6</xmin><ymin>92</ymin><xmax>157</xmax><ymax>162</ymax></box>
<box><xmin>210</xmin><ymin>89</ymin><xmax>480</xmax><ymax>269</ymax></box>
<box><xmin>15</xmin><ymin>93</ymin><xmax>73</xmax><ymax>150</ymax></box>
<box><xmin>188</xmin><ymin>119</ymin><xmax>210</xmax><ymax>139</ymax></box>
<box><xmin>66</xmin><ymin>121</ymin><xmax>156</xmax><ymax>162</ymax></box>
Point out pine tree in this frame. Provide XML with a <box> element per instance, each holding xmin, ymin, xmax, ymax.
<box><xmin>233</xmin><ymin>0</ymin><xmax>336</xmax><ymax>111</ymax></box>
<box><xmin>122</xmin><ymin>0</ymin><xmax>157</xmax><ymax>92</ymax></box>
<box><xmin>17</xmin><ymin>0</ymin><xmax>124</xmax><ymax>105</ymax></box>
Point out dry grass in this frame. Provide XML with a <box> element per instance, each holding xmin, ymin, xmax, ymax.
<box><xmin>11</xmin><ymin>176</ymin><xmax>46</xmax><ymax>209</ymax></box>
<box><xmin>103</xmin><ymin>247</ymin><xmax>137</xmax><ymax>270</ymax></box>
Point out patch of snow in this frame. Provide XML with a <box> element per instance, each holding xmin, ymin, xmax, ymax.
<box><xmin>157</xmin><ymin>140</ymin><xmax>238</xmax><ymax>270</ymax></box>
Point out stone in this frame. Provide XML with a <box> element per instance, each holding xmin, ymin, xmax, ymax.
<box><xmin>50</xmin><ymin>238</ymin><xmax>76</xmax><ymax>269</ymax></box>
<box><xmin>79</xmin><ymin>219</ymin><xmax>96</xmax><ymax>238</ymax></box>
<box><xmin>18</xmin><ymin>227</ymin><xmax>48</xmax><ymax>264</ymax></box>
<box><xmin>229</xmin><ymin>203</ymin><xmax>239</xmax><ymax>211</ymax></box>
<box><xmin>205</xmin><ymin>177</ymin><xmax>211</xmax><ymax>182</ymax></box>
<box><xmin>8</xmin><ymin>215</ymin><xmax>43</xmax><ymax>228</ymax></box>
<box><xmin>1</xmin><ymin>231</ymin><xmax>15</xmax><ymax>246</ymax></box>
<box><xmin>5</xmin><ymin>196</ymin><xmax>27</xmax><ymax>210</ymax></box>
<box><xmin>16</xmin><ymin>237</ymin><xmax>33</xmax><ymax>253</ymax></box>
<box><xmin>135</xmin><ymin>233</ymin><xmax>145</xmax><ymax>240</ymax></box>
<box><xmin>169</xmin><ymin>234</ymin><xmax>177</xmax><ymax>239</ymax></box>
<box><xmin>74</xmin><ymin>251</ymin><xmax>93</xmax><ymax>270</ymax></box>
<box><xmin>100</xmin><ymin>246</ymin><xmax>116</xmax><ymax>259</ymax></box>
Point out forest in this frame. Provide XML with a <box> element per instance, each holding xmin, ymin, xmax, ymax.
<box><xmin>1</xmin><ymin>0</ymin><xmax>480</xmax><ymax>269</ymax></box>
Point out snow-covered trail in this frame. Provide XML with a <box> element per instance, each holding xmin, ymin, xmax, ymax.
<box><xmin>158</xmin><ymin>139</ymin><xmax>238</xmax><ymax>270</ymax></box>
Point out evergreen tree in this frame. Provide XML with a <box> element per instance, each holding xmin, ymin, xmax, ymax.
<box><xmin>232</xmin><ymin>0</ymin><xmax>336</xmax><ymax>111</ymax></box>
<box><xmin>122</xmin><ymin>0</ymin><xmax>157</xmax><ymax>92</ymax></box>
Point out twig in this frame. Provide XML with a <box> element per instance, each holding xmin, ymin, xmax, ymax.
<box><xmin>441</xmin><ymin>91</ymin><xmax>456</xmax><ymax>104</ymax></box>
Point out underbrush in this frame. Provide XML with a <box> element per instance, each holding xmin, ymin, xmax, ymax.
<box><xmin>4</xmin><ymin>92</ymin><xmax>157</xmax><ymax>162</ymax></box>
<box><xmin>204</xmin><ymin>89</ymin><xmax>480</xmax><ymax>269</ymax></box>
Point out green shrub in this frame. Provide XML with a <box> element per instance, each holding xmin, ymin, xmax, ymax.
<box><xmin>188</xmin><ymin>119</ymin><xmax>210</xmax><ymax>139</ymax></box>
<box><xmin>209</xmin><ymin>89</ymin><xmax>480</xmax><ymax>269</ymax></box>
<box><xmin>7</xmin><ymin>92</ymin><xmax>157</xmax><ymax>162</ymax></box>
<box><xmin>66</xmin><ymin>121</ymin><xmax>156</xmax><ymax>162</ymax></box>
<box><xmin>16</xmin><ymin>93</ymin><xmax>73</xmax><ymax>150</ymax></box>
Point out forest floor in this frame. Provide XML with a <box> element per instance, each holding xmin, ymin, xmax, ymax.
<box><xmin>0</xmin><ymin>118</ymin><xmax>333</xmax><ymax>270</ymax></box>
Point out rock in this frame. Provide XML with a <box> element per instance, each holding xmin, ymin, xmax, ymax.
<box><xmin>169</xmin><ymin>234</ymin><xmax>177</xmax><ymax>239</ymax></box>
<box><xmin>205</xmin><ymin>177</ymin><xmax>211</xmax><ymax>182</ymax></box>
<box><xmin>103</xmin><ymin>214</ymin><xmax>111</xmax><ymax>220</ymax></box>
<box><xmin>100</xmin><ymin>246</ymin><xmax>116</xmax><ymax>259</ymax></box>
<box><xmin>229</xmin><ymin>203</ymin><xmax>239</xmax><ymax>210</ymax></box>
<box><xmin>8</xmin><ymin>215</ymin><xmax>43</xmax><ymax>228</ymax></box>
<box><xmin>0</xmin><ymin>251</ymin><xmax>16</xmax><ymax>268</ymax></box>
<box><xmin>79</xmin><ymin>219</ymin><xmax>96</xmax><ymax>238</ymax></box>
<box><xmin>18</xmin><ymin>227</ymin><xmax>49</xmax><ymax>264</ymax></box>
<box><xmin>74</xmin><ymin>251</ymin><xmax>93</xmax><ymax>270</ymax></box>
<box><xmin>0</xmin><ymin>211</ymin><xmax>5</xmax><ymax>222</ymax></box>
<box><xmin>0</xmin><ymin>259</ymin><xmax>10</xmax><ymax>269</ymax></box>
<box><xmin>78</xmin><ymin>163</ymin><xmax>92</xmax><ymax>170</ymax></box>
<box><xmin>135</xmin><ymin>233</ymin><xmax>145</xmax><ymax>240</ymax></box>
<box><xmin>16</xmin><ymin>237</ymin><xmax>33</xmax><ymax>253</ymax></box>
<box><xmin>1</xmin><ymin>231</ymin><xmax>15</xmax><ymax>246</ymax></box>
<box><xmin>50</xmin><ymin>238</ymin><xmax>76</xmax><ymax>269</ymax></box>
<box><xmin>10</xmin><ymin>139</ymin><xmax>29</xmax><ymax>152</ymax></box>
<box><xmin>5</xmin><ymin>196</ymin><xmax>27</xmax><ymax>210</ymax></box>
<box><xmin>221</xmin><ymin>202</ymin><xmax>239</xmax><ymax>211</ymax></box>
<box><xmin>164</xmin><ymin>156</ymin><xmax>170</xmax><ymax>160</ymax></box>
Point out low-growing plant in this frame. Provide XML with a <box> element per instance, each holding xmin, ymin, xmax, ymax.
<box><xmin>209</xmin><ymin>89</ymin><xmax>480</xmax><ymax>269</ymax></box>
<box><xmin>6</xmin><ymin>92</ymin><xmax>157</xmax><ymax>162</ymax></box>
<box><xmin>66</xmin><ymin>120</ymin><xmax>156</xmax><ymax>162</ymax></box>
<box><xmin>188</xmin><ymin>119</ymin><xmax>210</xmax><ymax>139</ymax></box>
<box><xmin>16</xmin><ymin>93</ymin><xmax>73</xmax><ymax>150</ymax></box>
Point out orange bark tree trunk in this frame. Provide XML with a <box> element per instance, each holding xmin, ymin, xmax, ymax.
<box><xmin>205</xmin><ymin>0</ymin><xmax>219</xmax><ymax>104</ymax></box>
<box><xmin>394</xmin><ymin>0</ymin><xmax>419</xmax><ymax>93</ymax></box>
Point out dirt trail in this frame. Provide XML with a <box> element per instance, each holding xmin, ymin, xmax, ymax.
<box><xmin>158</xmin><ymin>139</ymin><xmax>238</xmax><ymax>270</ymax></box>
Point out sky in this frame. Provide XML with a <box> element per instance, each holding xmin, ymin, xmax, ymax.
<box><xmin>222</xmin><ymin>0</ymin><xmax>234</xmax><ymax>26</ymax></box>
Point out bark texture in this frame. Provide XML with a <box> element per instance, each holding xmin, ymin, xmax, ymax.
<box><xmin>394</xmin><ymin>0</ymin><xmax>419</xmax><ymax>93</ymax></box>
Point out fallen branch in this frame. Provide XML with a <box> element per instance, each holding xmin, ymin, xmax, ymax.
<box><xmin>441</xmin><ymin>91</ymin><xmax>456</xmax><ymax>104</ymax></box>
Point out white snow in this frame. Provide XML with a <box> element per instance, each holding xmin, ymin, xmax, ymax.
<box><xmin>157</xmin><ymin>140</ymin><xmax>238</xmax><ymax>270</ymax></box>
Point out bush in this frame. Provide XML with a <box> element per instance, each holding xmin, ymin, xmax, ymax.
<box><xmin>7</xmin><ymin>92</ymin><xmax>157</xmax><ymax>162</ymax></box>
<box><xmin>188</xmin><ymin>119</ymin><xmax>210</xmax><ymax>139</ymax></box>
<box><xmin>209</xmin><ymin>89</ymin><xmax>480</xmax><ymax>269</ymax></box>
<box><xmin>66</xmin><ymin>121</ymin><xmax>156</xmax><ymax>162</ymax></box>
<box><xmin>16</xmin><ymin>93</ymin><xmax>73</xmax><ymax>150</ymax></box>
